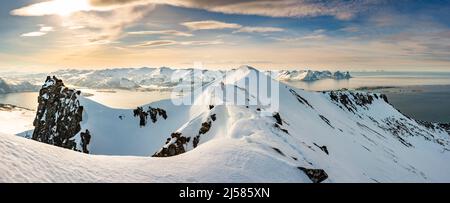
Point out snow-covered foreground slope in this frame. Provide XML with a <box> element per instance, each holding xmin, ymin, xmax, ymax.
<box><xmin>2</xmin><ymin>66</ymin><xmax>450</xmax><ymax>182</ymax></box>
<box><xmin>0</xmin><ymin>132</ymin><xmax>310</xmax><ymax>182</ymax></box>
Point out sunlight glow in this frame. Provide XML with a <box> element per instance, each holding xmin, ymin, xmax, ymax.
<box><xmin>11</xmin><ymin>0</ymin><xmax>92</xmax><ymax>17</ymax></box>
<box><xmin>50</xmin><ymin>0</ymin><xmax>91</xmax><ymax>16</ymax></box>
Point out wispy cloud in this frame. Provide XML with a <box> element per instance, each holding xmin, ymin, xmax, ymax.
<box><xmin>20</xmin><ymin>24</ymin><xmax>55</xmax><ymax>37</ymax></box>
<box><xmin>233</xmin><ymin>26</ymin><xmax>284</xmax><ymax>33</ymax></box>
<box><xmin>181</xmin><ymin>20</ymin><xmax>242</xmax><ymax>30</ymax></box>
<box><xmin>179</xmin><ymin>40</ymin><xmax>224</xmax><ymax>46</ymax></box>
<box><xmin>67</xmin><ymin>25</ymin><xmax>86</xmax><ymax>30</ymax></box>
<box><xmin>21</xmin><ymin>32</ymin><xmax>47</xmax><ymax>37</ymax></box>
<box><xmin>86</xmin><ymin>0</ymin><xmax>381</xmax><ymax>20</ymax></box>
<box><xmin>340</xmin><ymin>26</ymin><xmax>359</xmax><ymax>33</ymax></box>
<box><xmin>11</xmin><ymin>0</ymin><xmax>92</xmax><ymax>16</ymax></box>
<box><xmin>134</xmin><ymin>39</ymin><xmax>224</xmax><ymax>47</ymax></box>
<box><xmin>63</xmin><ymin>5</ymin><xmax>155</xmax><ymax>46</ymax></box>
<box><xmin>128</xmin><ymin>30</ymin><xmax>193</xmax><ymax>37</ymax></box>
<box><xmin>272</xmin><ymin>34</ymin><xmax>328</xmax><ymax>42</ymax></box>
<box><xmin>134</xmin><ymin>40</ymin><xmax>177</xmax><ymax>47</ymax></box>
<box><xmin>40</xmin><ymin>26</ymin><xmax>55</xmax><ymax>32</ymax></box>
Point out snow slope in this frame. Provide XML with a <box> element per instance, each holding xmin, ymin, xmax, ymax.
<box><xmin>0</xmin><ymin>104</ymin><xmax>34</xmax><ymax>135</ymax></box>
<box><xmin>1</xmin><ymin>66</ymin><xmax>450</xmax><ymax>182</ymax></box>
<box><xmin>0</xmin><ymin>133</ymin><xmax>310</xmax><ymax>182</ymax></box>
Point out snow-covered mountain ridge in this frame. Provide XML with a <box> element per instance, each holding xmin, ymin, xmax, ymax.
<box><xmin>1</xmin><ymin>66</ymin><xmax>449</xmax><ymax>183</ymax></box>
<box><xmin>0</xmin><ymin>77</ymin><xmax>39</xmax><ymax>94</ymax></box>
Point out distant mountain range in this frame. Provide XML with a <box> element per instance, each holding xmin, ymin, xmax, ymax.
<box><xmin>0</xmin><ymin>67</ymin><xmax>351</xmax><ymax>93</ymax></box>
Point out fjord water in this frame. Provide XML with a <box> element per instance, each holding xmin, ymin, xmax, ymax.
<box><xmin>0</xmin><ymin>92</ymin><xmax>37</xmax><ymax>110</ymax></box>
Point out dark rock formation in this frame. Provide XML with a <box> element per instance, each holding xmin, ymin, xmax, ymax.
<box><xmin>438</xmin><ymin>123</ymin><xmax>450</xmax><ymax>134</ymax></box>
<box><xmin>273</xmin><ymin>112</ymin><xmax>283</xmax><ymax>125</ymax></box>
<box><xmin>319</xmin><ymin>115</ymin><xmax>333</xmax><ymax>128</ymax></box>
<box><xmin>289</xmin><ymin>89</ymin><xmax>314</xmax><ymax>108</ymax></box>
<box><xmin>380</xmin><ymin>94</ymin><xmax>389</xmax><ymax>103</ymax></box>
<box><xmin>313</xmin><ymin>143</ymin><xmax>329</xmax><ymax>155</ymax></box>
<box><xmin>80</xmin><ymin>129</ymin><xmax>92</xmax><ymax>154</ymax></box>
<box><xmin>274</xmin><ymin>123</ymin><xmax>289</xmax><ymax>134</ymax></box>
<box><xmin>133</xmin><ymin>106</ymin><xmax>167</xmax><ymax>127</ymax></box>
<box><xmin>272</xmin><ymin>147</ymin><xmax>285</xmax><ymax>156</ymax></box>
<box><xmin>329</xmin><ymin>91</ymin><xmax>382</xmax><ymax>112</ymax></box>
<box><xmin>32</xmin><ymin>76</ymin><xmax>84</xmax><ymax>151</ymax></box>
<box><xmin>193</xmin><ymin>135</ymin><xmax>200</xmax><ymax>148</ymax></box>
<box><xmin>153</xmin><ymin>132</ymin><xmax>187</xmax><ymax>157</ymax></box>
<box><xmin>153</xmin><ymin>115</ymin><xmax>216</xmax><ymax>157</ymax></box>
<box><xmin>199</xmin><ymin>121</ymin><xmax>212</xmax><ymax>135</ymax></box>
<box><xmin>418</xmin><ymin>120</ymin><xmax>436</xmax><ymax>130</ymax></box>
<box><xmin>297</xmin><ymin>167</ymin><xmax>328</xmax><ymax>183</ymax></box>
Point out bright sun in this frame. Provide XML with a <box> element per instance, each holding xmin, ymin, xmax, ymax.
<box><xmin>47</xmin><ymin>0</ymin><xmax>91</xmax><ymax>16</ymax></box>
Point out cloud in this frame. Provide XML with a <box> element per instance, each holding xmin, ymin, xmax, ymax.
<box><xmin>301</xmin><ymin>34</ymin><xmax>327</xmax><ymax>40</ymax></box>
<box><xmin>90</xmin><ymin>0</ymin><xmax>143</xmax><ymax>6</ymax></box>
<box><xmin>272</xmin><ymin>34</ymin><xmax>327</xmax><ymax>42</ymax></box>
<box><xmin>68</xmin><ymin>25</ymin><xmax>86</xmax><ymax>30</ymax></box>
<box><xmin>312</xmin><ymin>29</ymin><xmax>326</xmax><ymax>34</ymax></box>
<box><xmin>86</xmin><ymin>0</ymin><xmax>381</xmax><ymax>20</ymax></box>
<box><xmin>233</xmin><ymin>26</ymin><xmax>284</xmax><ymax>33</ymax></box>
<box><xmin>11</xmin><ymin>0</ymin><xmax>383</xmax><ymax>21</ymax></box>
<box><xmin>65</xmin><ymin>5</ymin><xmax>155</xmax><ymax>45</ymax></box>
<box><xmin>135</xmin><ymin>39</ymin><xmax>224</xmax><ymax>47</ymax></box>
<box><xmin>21</xmin><ymin>32</ymin><xmax>47</xmax><ymax>37</ymax></box>
<box><xmin>20</xmin><ymin>25</ymin><xmax>55</xmax><ymax>37</ymax></box>
<box><xmin>179</xmin><ymin>40</ymin><xmax>224</xmax><ymax>46</ymax></box>
<box><xmin>128</xmin><ymin>30</ymin><xmax>193</xmax><ymax>37</ymax></box>
<box><xmin>134</xmin><ymin>40</ymin><xmax>177</xmax><ymax>47</ymax></box>
<box><xmin>181</xmin><ymin>20</ymin><xmax>242</xmax><ymax>30</ymax></box>
<box><xmin>40</xmin><ymin>26</ymin><xmax>55</xmax><ymax>32</ymax></box>
<box><xmin>340</xmin><ymin>26</ymin><xmax>359</xmax><ymax>32</ymax></box>
<box><xmin>11</xmin><ymin>0</ymin><xmax>92</xmax><ymax>16</ymax></box>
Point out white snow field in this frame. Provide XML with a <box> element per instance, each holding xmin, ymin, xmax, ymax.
<box><xmin>0</xmin><ymin>104</ymin><xmax>34</xmax><ymax>135</ymax></box>
<box><xmin>1</xmin><ymin>66</ymin><xmax>449</xmax><ymax>182</ymax></box>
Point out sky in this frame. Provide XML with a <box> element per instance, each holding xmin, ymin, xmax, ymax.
<box><xmin>0</xmin><ymin>0</ymin><xmax>449</xmax><ymax>72</ymax></box>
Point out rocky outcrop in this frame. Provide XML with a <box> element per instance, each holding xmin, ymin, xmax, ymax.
<box><xmin>80</xmin><ymin>129</ymin><xmax>92</xmax><ymax>154</ymax></box>
<box><xmin>289</xmin><ymin>89</ymin><xmax>314</xmax><ymax>108</ymax></box>
<box><xmin>152</xmin><ymin>132</ymin><xmax>189</xmax><ymax>157</ymax></box>
<box><xmin>273</xmin><ymin>112</ymin><xmax>283</xmax><ymax>125</ymax></box>
<box><xmin>329</xmin><ymin>91</ymin><xmax>379</xmax><ymax>112</ymax></box>
<box><xmin>297</xmin><ymin>167</ymin><xmax>328</xmax><ymax>183</ymax></box>
<box><xmin>313</xmin><ymin>143</ymin><xmax>329</xmax><ymax>155</ymax></box>
<box><xmin>32</xmin><ymin>76</ymin><xmax>86</xmax><ymax>152</ymax></box>
<box><xmin>133</xmin><ymin>106</ymin><xmax>167</xmax><ymax>127</ymax></box>
<box><xmin>153</xmin><ymin>106</ymin><xmax>216</xmax><ymax>157</ymax></box>
<box><xmin>438</xmin><ymin>123</ymin><xmax>450</xmax><ymax>134</ymax></box>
